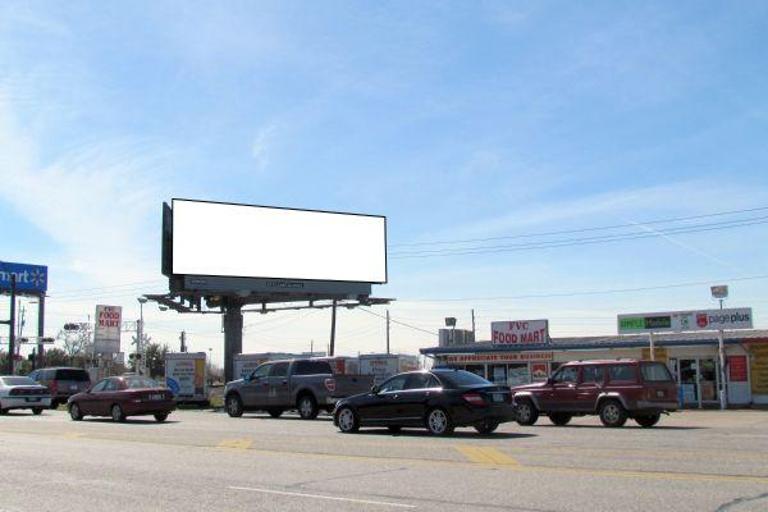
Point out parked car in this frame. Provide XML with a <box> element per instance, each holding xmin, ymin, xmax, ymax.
<box><xmin>510</xmin><ymin>359</ymin><xmax>678</xmax><ymax>428</ymax></box>
<box><xmin>225</xmin><ymin>358</ymin><xmax>375</xmax><ymax>419</ymax></box>
<box><xmin>0</xmin><ymin>376</ymin><xmax>52</xmax><ymax>415</ymax></box>
<box><xmin>28</xmin><ymin>367</ymin><xmax>91</xmax><ymax>409</ymax></box>
<box><xmin>67</xmin><ymin>375</ymin><xmax>175</xmax><ymax>423</ymax></box>
<box><xmin>333</xmin><ymin>369</ymin><xmax>516</xmax><ymax>436</ymax></box>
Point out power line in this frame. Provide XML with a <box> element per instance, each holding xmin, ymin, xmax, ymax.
<box><xmin>390</xmin><ymin>216</ymin><xmax>768</xmax><ymax>259</ymax></box>
<box><xmin>358</xmin><ymin>307</ymin><xmax>438</xmax><ymax>336</ymax></box>
<box><xmin>390</xmin><ymin>205</ymin><xmax>768</xmax><ymax>247</ymax></box>
<box><xmin>399</xmin><ymin>273</ymin><xmax>768</xmax><ymax>303</ymax></box>
<box><xmin>50</xmin><ymin>280</ymin><xmax>166</xmax><ymax>297</ymax></box>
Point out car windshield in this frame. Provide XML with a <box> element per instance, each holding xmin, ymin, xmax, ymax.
<box><xmin>641</xmin><ymin>363</ymin><xmax>673</xmax><ymax>382</ymax></box>
<box><xmin>435</xmin><ymin>370</ymin><xmax>492</xmax><ymax>388</ymax></box>
<box><xmin>123</xmin><ymin>376</ymin><xmax>159</xmax><ymax>389</ymax></box>
<box><xmin>2</xmin><ymin>377</ymin><xmax>36</xmax><ymax>386</ymax></box>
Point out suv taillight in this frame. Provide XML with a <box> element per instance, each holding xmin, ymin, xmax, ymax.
<box><xmin>324</xmin><ymin>378</ymin><xmax>336</xmax><ymax>393</ymax></box>
<box><xmin>462</xmin><ymin>392</ymin><xmax>486</xmax><ymax>406</ymax></box>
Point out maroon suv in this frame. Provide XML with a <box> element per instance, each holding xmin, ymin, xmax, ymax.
<box><xmin>511</xmin><ymin>359</ymin><xmax>678</xmax><ymax>428</ymax></box>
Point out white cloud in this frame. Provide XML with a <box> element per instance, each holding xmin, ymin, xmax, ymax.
<box><xmin>251</xmin><ymin>123</ymin><xmax>277</xmax><ymax>171</ymax></box>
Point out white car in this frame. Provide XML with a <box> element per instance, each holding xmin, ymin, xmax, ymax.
<box><xmin>0</xmin><ymin>376</ymin><xmax>52</xmax><ymax>415</ymax></box>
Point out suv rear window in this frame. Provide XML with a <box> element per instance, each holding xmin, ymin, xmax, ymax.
<box><xmin>641</xmin><ymin>363</ymin><xmax>673</xmax><ymax>382</ymax></box>
<box><xmin>608</xmin><ymin>365</ymin><xmax>636</xmax><ymax>382</ymax></box>
<box><xmin>293</xmin><ymin>360</ymin><xmax>333</xmax><ymax>376</ymax></box>
<box><xmin>55</xmin><ymin>369</ymin><xmax>90</xmax><ymax>381</ymax></box>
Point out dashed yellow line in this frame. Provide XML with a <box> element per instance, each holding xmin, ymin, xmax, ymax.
<box><xmin>218</xmin><ymin>438</ymin><xmax>253</xmax><ymax>450</ymax></box>
<box><xmin>62</xmin><ymin>432</ymin><xmax>84</xmax><ymax>439</ymax></box>
<box><xmin>455</xmin><ymin>445</ymin><xmax>519</xmax><ymax>466</ymax></box>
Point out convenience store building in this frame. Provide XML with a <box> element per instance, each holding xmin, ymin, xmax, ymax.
<box><xmin>420</xmin><ymin>330</ymin><xmax>768</xmax><ymax>408</ymax></box>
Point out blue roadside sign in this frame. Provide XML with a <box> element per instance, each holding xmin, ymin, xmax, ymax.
<box><xmin>0</xmin><ymin>261</ymin><xmax>48</xmax><ymax>294</ymax></box>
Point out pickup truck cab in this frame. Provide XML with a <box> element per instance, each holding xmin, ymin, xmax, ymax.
<box><xmin>511</xmin><ymin>359</ymin><xmax>678</xmax><ymax>428</ymax></box>
<box><xmin>224</xmin><ymin>359</ymin><xmax>374</xmax><ymax>419</ymax></box>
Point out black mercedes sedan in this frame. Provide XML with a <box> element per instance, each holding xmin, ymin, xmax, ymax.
<box><xmin>333</xmin><ymin>369</ymin><xmax>516</xmax><ymax>436</ymax></box>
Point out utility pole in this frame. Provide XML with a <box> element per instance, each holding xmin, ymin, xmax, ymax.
<box><xmin>386</xmin><ymin>309</ymin><xmax>390</xmax><ymax>354</ymax></box>
<box><xmin>6</xmin><ymin>275</ymin><xmax>17</xmax><ymax>375</ymax></box>
<box><xmin>180</xmin><ymin>330</ymin><xmax>187</xmax><ymax>352</ymax></box>
<box><xmin>37</xmin><ymin>294</ymin><xmax>45</xmax><ymax>368</ymax></box>
<box><xmin>471</xmin><ymin>309</ymin><xmax>476</xmax><ymax>340</ymax></box>
<box><xmin>329</xmin><ymin>300</ymin><xmax>337</xmax><ymax>357</ymax></box>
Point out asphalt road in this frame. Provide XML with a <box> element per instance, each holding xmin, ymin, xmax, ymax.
<box><xmin>1</xmin><ymin>408</ymin><xmax>768</xmax><ymax>512</ymax></box>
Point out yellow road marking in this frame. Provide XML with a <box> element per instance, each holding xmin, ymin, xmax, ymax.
<box><xmin>218</xmin><ymin>438</ymin><xmax>253</xmax><ymax>450</ymax></box>
<box><xmin>62</xmin><ymin>432</ymin><xmax>84</xmax><ymax>439</ymax></box>
<box><xmin>456</xmin><ymin>445</ymin><xmax>519</xmax><ymax>466</ymax></box>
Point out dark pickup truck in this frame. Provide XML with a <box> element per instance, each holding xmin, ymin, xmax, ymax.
<box><xmin>224</xmin><ymin>358</ymin><xmax>375</xmax><ymax>419</ymax></box>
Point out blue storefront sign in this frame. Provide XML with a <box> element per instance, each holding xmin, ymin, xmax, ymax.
<box><xmin>0</xmin><ymin>261</ymin><xmax>48</xmax><ymax>294</ymax></box>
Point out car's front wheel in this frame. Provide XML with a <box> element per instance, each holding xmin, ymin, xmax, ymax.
<box><xmin>474</xmin><ymin>419</ymin><xmax>500</xmax><ymax>435</ymax></box>
<box><xmin>515</xmin><ymin>399</ymin><xmax>540</xmax><ymax>426</ymax></box>
<box><xmin>336</xmin><ymin>406</ymin><xmax>360</xmax><ymax>433</ymax></box>
<box><xmin>599</xmin><ymin>400</ymin><xmax>627</xmax><ymax>428</ymax></box>
<box><xmin>111</xmin><ymin>404</ymin><xmax>126</xmax><ymax>423</ymax></box>
<box><xmin>634</xmin><ymin>414</ymin><xmax>661</xmax><ymax>428</ymax></box>
<box><xmin>426</xmin><ymin>408</ymin><xmax>454</xmax><ymax>436</ymax></box>
<box><xmin>69</xmin><ymin>403</ymin><xmax>83</xmax><ymax>421</ymax></box>
<box><xmin>154</xmin><ymin>413</ymin><xmax>169</xmax><ymax>423</ymax></box>
<box><xmin>226</xmin><ymin>394</ymin><xmax>244</xmax><ymax>418</ymax></box>
<box><xmin>549</xmin><ymin>413</ymin><xmax>572</xmax><ymax>426</ymax></box>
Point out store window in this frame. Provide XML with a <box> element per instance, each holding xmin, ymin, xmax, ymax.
<box><xmin>507</xmin><ymin>364</ymin><xmax>530</xmax><ymax>386</ymax></box>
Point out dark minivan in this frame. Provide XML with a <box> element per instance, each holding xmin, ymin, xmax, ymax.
<box><xmin>29</xmin><ymin>367</ymin><xmax>91</xmax><ymax>409</ymax></box>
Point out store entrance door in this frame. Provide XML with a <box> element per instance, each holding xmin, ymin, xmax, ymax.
<box><xmin>678</xmin><ymin>358</ymin><xmax>720</xmax><ymax>408</ymax></box>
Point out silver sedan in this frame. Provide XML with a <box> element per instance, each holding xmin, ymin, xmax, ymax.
<box><xmin>0</xmin><ymin>376</ymin><xmax>52</xmax><ymax>415</ymax></box>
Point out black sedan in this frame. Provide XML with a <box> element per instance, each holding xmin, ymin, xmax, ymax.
<box><xmin>333</xmin><ymin>369</ymin><xmax>516</xmax><ymax>436</ymax></box>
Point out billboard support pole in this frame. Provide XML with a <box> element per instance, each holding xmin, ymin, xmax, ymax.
<box><xmin>36</xmin><ymin>294</ymin><xmax>45</xmax><ymax>368</ymax></box>
<box><xmin>223</xmin><ymin>300</ymin><xmax>243</xmax><ymax>382</ymax></box>
<box><xmin>329</xmin><ymin>300</ymin><xmax>337</xmax><ymax>357</ymax></box>
<box><xmin>7</xmin><ymin>275</ymin><xmax>16</xmax><ymax>375</ymax></box>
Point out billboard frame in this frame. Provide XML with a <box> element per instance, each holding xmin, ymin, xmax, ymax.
<box><xmin>166</xmin><ymin>198</ymin><xmax>388</xmax><ymax>285</ymax></box>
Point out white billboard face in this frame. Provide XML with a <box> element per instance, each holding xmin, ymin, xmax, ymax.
<box><xmin>172</xmin><ymin>199</ymin><xmax>387</xmax><ymax>283</ymax></box>
<box><xmin>491</xmin><ymin>320</ymin><xmax>549</xmax><ymax>344</ymax></box>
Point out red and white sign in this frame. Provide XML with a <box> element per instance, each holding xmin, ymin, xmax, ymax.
<box><xmin>93</xmin><ymin>305</ymin><xmax>122</xmax><ymax>354</ymax></box>
<box><xmin>491</xmin><ymin>320</ymin><xmax>549</xmax><ymax>345</ymax></box>
<box><xmin>728</xmin><ymin>355</ymin><xmax>748</xmax><ymax>382</ymax></box>
<box><xmin>531</xmin><ymin>363</ymin><xmax>549</xmax><ymax>381</ymax></box>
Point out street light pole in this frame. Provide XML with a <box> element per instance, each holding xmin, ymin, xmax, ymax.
<box><xmin>137</xmin><ymin>297</ymin><xmax>148</xmax><ymax>375</ymax></box>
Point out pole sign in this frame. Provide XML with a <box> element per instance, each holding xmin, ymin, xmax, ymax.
<box><xmin>491</xmin><ymin>320</ymin><xmax>549</xmax><ymax>344</ymax></box>
<box><xmin>0</xmin><ymin>262</ymin><xmax>48</xmax><ymax>294</ymax></box>
<box><xmin>618</xmin><ymin>308</ymin><xmax>753</xmax><ymax>334</ymax></box>
<box><xmin>93</xmin><ymin>305</ymin><xmax>122</xmax><ymax>354</ymax></box>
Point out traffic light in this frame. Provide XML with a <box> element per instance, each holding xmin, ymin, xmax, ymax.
<box><xmin>63</xmin><ymin>323</ymin><xmax>80</xmax><ymax>331</ymax></box>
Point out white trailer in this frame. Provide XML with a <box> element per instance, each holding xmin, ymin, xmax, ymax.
<box><xmin>165</xmin><ymin>352</ymin><xmax>208</xmax><ymax>404</ymax></box>
<box><xmin>358</xmin><ymin>353</ymin><xmax>421</xmax><ymax>385</ymax></box>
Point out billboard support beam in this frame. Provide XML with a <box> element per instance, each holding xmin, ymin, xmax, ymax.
<box><xmin>223</xmin><ymin>299</ymin><xmax>243</xmax><ymax>382</ymax></box>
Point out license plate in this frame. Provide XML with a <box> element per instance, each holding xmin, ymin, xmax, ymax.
<box><xmin>150</xmin><ymin>394</ymin><xmax>164</xmax><ymax>401</ymax></box>
<box><xmin>70</xmin><ymin>385</ymin><xmax>78</xmax><ymax>391</ymax></box>
<box><xmin>26</xmin><ymin>398</ymin><xmax>41</xmax><ymax>402</ymax></box>
<box><xmin>492</xmin><ymin>394</ymin><xmax>505</xmax><ymax>403</ymax></box>
<box><xmin>656</xmin><ymin>390</ymin><xmax>665</xmax><ymax>398</ymax></box>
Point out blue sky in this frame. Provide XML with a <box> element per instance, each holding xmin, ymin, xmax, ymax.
<box><xmin>1</xmin><ymin>1</ymin><xmax>767</xmax><ymax>364</ymax></box>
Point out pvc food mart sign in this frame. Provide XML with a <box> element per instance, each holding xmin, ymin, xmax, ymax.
<box><xmin>491</xmin><ymin>320</ymin><xmax>549</xmax><ymax>344</ymax></box>
<box><xmin>618</xmin><ymin>308</ymin><xmax>753</xmax><ymax>334</ymax></box>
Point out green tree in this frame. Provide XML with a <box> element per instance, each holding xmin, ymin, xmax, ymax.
<box><xmin>144</xmin><ymin>342</ymin><xmax>169</xmax><ymax>379</ymax></box>
<box><xmin>44</xmin><ymin>348</ymin><xmax>70</xmax><ymax>367</ymax></box>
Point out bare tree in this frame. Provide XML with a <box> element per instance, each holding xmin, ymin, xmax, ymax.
<box><xmin>57</xmin><ymin>323</ymin><xmax>93</xmax><ymax>358</ymax></box>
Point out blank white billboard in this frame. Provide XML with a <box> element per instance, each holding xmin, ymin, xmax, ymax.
<box><xmin>172</xmin><ymin>199</ymin><xmax>387</xmax><ymax>283</ymax></box>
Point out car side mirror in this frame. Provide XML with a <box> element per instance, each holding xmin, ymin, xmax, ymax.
<box><xmin>371</xmin><ymin>385</ymin><xmax>380</xmax><ymax>394</ymax></box>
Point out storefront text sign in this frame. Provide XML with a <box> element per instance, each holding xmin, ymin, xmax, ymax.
<box><xmin>93</xmin><ymin>305</ymin><xmax>122</xmax><ymax>354</ymax></box>
<box><xmin>618</xmin><ymin>308</ymin><xmax>753</xmax><ymax>334</ymax></box>
<box><xmin>442</xmin><ymin>352</ymin><xmax>553</xmax><ymax>364</ymax></box>
<box><xmin>491</xmin><ymin>320</ymin><xmax>548</xmax><ymax>344</ymax></box>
